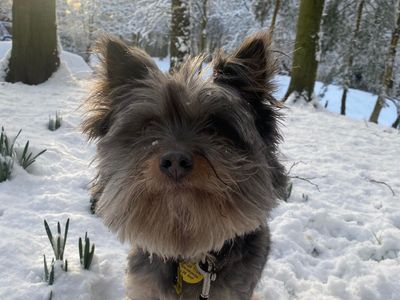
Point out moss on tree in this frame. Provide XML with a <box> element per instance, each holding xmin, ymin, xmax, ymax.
<box><xmin>6</xmin><ymin>0</ymin><xmax>59</xmax><ymax>85</ymax></box>
<box><xmin>284</xmin><ymin>0</ymin><xmax>325</xmax><ymax>101</ymax></box>
<box><xmin>170</xmin><ymin>0</ymin><xmax>190</xmax><ymax>71</ymax></box>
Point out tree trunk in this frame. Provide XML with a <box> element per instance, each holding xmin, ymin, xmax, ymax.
<box><xmin>170</xmin><ymin>0</ymin><xmax>191</xmax><ymax>72</ymax></box>
<box><xmin>270</xmin><ymin>0</ymin><xmax>281</xmax><ymax>35</ymax></box>
<box><xmin>392</xmin><ymin>114</ymin><xmax>400</xmax><ymax>128</ymax></box>
<box><xmin>254</xmin><ymin>0</ymin><xmax>268</xmax><ymax>28</ymax></box>
<box><xmin>85</xmin><ymin>1</ymin><xmax>95</xmax><ymax>63</ymax></box>
<box><xmin>283</xmin><ymin>0</ymin><xmax>325</xmax><ymax>102</ymax></box>
<box><xmin>340</xmin><ymin>0</ymin><xmax>364</xmax><ymax>115</ymax></box>
<box><xmin>198</xmin><ymin>0</ymin><xmax>208</xmax><ymax>53</ymax></box>
<box><xmin>6</xmin><ymin>0</ymin><xmax>59</xmax><ymax>85</ymax></box>
<box><xmin>369</xmin><ymin>0</ymin><xmax>400</xmax><ymax>123</ymax></box>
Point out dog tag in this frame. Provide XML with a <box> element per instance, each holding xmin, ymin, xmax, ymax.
<box><xmin>179</xmin><ymin>262</ymin><xmax>204</xmax><ymax>284</ymax></box>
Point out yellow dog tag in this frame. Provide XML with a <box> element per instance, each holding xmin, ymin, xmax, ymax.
<box><xmin>180</xmin><ymin>262</ymin><xmax>204</xmax><ymax>284</ymax></box>
<box><xmin>174</xmin><ymin>262</ymin><xmax>204</xmax><ymax>295</ymax></box>
<box><xmin>174</xmin><ymin>270</ymin><xmax>183</xmax><ymax>295</ymax></box>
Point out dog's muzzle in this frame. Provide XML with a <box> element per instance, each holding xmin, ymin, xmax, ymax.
<box><xmin>159</xmin><ymin>150</ymin><xmax>193</xmax><ymax>181</ymax></box>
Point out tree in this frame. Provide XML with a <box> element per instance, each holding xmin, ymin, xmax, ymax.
<box><xmin>198</xmin><ymin>0</ymin><xmax>208</xmax><ymax>53</ymax></box>
<box><xmin>392</xmin><ymin>100</ymin><xmax>400</xmax><ymax>128</ymax></box>
<box><xmin>253</xmin><ymin>0</ymin><xmax>270</xmax><ymax>27</ymax></box>
<box><xmin>170</xmin><ymin>0</ymin><xmax>191</xmax><ymax>71</ymax></box>
<box><xmin>393</xmin><ymin>115</ymin><xmax>400</xmax><ymax>128</ymax></box>
<box><xmin>6</xmin><ymin>0</ymin><xmax>59</xmax><ymax>85</ymax></box>
<box><xmin>369</xmin><ymin>0</ymin><xmax>400</xmax><ymax>123</ymax></box>
<box><xmin>270</xmin><ymin>0</ymin><xmax>281</xmax><ymax>34</ymax></box>
<box><xmin>340</xmin><ymin>0</ymin><xmax>365</xmax><ymax>115</ymax></box>
<box><xmin>283</xmin><ymin>0</ymin><xmax>325</xmax><ymax>101</ymax></box>
<box><xmin>252</xmin><ymin>0</ymin><xmax>280</xmax><ymax>32</ymax></box>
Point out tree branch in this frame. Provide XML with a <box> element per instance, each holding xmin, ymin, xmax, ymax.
<box><xmin>364</xmin><ymin>176</ymin><xmax>396</xmax><ymax>196</ymax></box>
<box><xmin>287</xmin><ymin>161</ymin><xmax>320</xmax><ymax>192</ymax></box>
<box><xmin>290</xmin><ymin>175</ymin><xmax>321</xmax><ymax>192</ymax></box>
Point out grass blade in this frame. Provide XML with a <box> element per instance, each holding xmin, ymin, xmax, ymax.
<box><xmin>9</xmin><ymin>129</ymin><xmax>21</xmax><ymax>155</ymax></box>
<box><xmin>43</xmin><ymin>254</ymin><xmax>49</xmax><ymax>281</ymax></box>
<box><xmin>79</xmin><ymin>237</ymin><xmax>83</xmax><ymax>264</ymax></box>
<box><xmin>21</xmin><ymin>141</ymin><xmax>29</xmax><ymax>161</ymax></box>
<box><xmin>63</xmin><ymin>219</ymin><xmax>69</xmax><ymax>258</ymax></box>
<box><xmin>44</xmin><ymin>220</ymin><xmax>54</xmax><ymax>250</ymax></box>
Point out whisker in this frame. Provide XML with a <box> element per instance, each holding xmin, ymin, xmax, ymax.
<box><xmin>200</xmin><ymin>153</ymin><xmax>229</xmax><ymax>186</ymax></box>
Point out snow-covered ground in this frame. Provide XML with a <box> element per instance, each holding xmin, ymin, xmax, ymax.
<box><xmin>1</xmin><ymin>41</ymin><xmax>397</xmax><ymax>126</ymax></box>
<box><xmin>0</xmin><ymin>47</ymin><xmax>399</xmax><ymax>300</ymax></box>
<box><xmin>273</xmin><ymin>76</ymin><xmax>397</xmax><ymax>128</ymax></box>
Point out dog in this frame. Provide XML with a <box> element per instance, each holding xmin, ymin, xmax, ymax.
<box><xmin>82</xmin><ymin>31</ymin><xmax>287</xmax><ymax>300</ymax></box>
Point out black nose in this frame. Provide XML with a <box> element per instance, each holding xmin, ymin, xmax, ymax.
<box><xmin>159</xmin><ymin>151</ymin><xmax>193</xmax><ymax>181</ymax></box>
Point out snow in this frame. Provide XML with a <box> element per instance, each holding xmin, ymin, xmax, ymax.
<box><xmin>0</xmin><ymin>46</ymin><xmax>399</xmax><ymax>299</ymax></box>
<box><xmin>259</xmin><ymin>106</ymin><xmax>400</xmax><ymax>299</ymax></box>
<box><xmin>284</xmin><ymin>91</ymin><xmax>322</xmax><ymax>109</ymax></box>
<box><xmin>274</xmin><ymin>75</ymin><xmax>397</xmax><ymax>127</ymax></box>
<box><xmin>59</xmin><ymin>51</ymin><xmax>92</xmax><ymax>80</ymax></box>
<box><xmin>0</xmin><ymin>41</ymin><xmax>92</xmax><ymax>80</ymax></box>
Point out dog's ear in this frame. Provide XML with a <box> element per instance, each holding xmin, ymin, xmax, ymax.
<box><xmin>100</xmin><ymin>36</ymin><xmax>160</xmax><ymax>89</ymax></box>
<box><xmin>212</xmin><ymin>31</ymin><xmax>276</xmax><ymax>100</ymax></box>
<box><xmin>213</xmin><ymin>31</ymin><xmax>281</xmax><ymax>149</ymax></box>
<box><xmin>213</xmin><ymin>32</ymin><xmax>287</xmax><ymax>197</ymax></box>
<box><xmin>82</xmin><ymin>37</ymin><xmax>160</xmax><ymax>140</ymax></box>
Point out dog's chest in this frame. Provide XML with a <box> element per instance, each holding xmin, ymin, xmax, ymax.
<box><xmin>126</xmin><ymin>253</ymin><xmax>232</xmax><ymax>300</ymax></box>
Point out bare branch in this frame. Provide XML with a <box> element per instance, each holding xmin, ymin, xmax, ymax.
<box><xmin>364</xmin><ymin>176</ymin><xmax>396</xmax><ymax>196</ymax></box>
<box><xmin>290</xmin><ymin>175</ymin><xmax>321</xmax><ymax>192</ymax></box>
<box><xmin>286</xmin><ymin>161</ymin><xmax>301</xmax><ymax>175</ymax></box>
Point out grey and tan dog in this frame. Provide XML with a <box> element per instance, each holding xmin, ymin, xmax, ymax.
<box><xmin>82</xmin><ymin>31</ymin><xmax>287</xmax><ymax>300</ymax></box>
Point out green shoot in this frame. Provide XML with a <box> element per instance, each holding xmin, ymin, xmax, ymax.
<box><xmin>43</xmin><ymin>254</ymin><xmax>55</xmax><ymax>285</ymax></box>
<box><xmin>19</xmin><ymin>140</ymin><xmax>46</xmax><ymax>169</ymax></box>
<box><xmin>0</xmin><ymin>127</ymin><xmax>46</xmax><ymax>175</ymax></box>
<box><xmin>0</xmin><ymin>127</ymin><xmax>21</xmax><ymax>157</ymax></box>
<box><xmin>44</xmin><ymin>218</ymin><xmax>70</xmax><ymax>261</ymax></box>
<box><xmin>0</xmin><ymin>156</ymin><xmax>13</xmax><ymax>182</ymax></box>
<box><xmin>63</xmin><ymin>259</ymin><xmax>68</xmax><ymax>272</ymax></box>
<box><xmin>48</xmin><ymin>112</ymin><xmax>62</xmax><ymax>131</ymax></box>
<box><xmin>79</xmin><ymin>232</ymin><xmax>95</xmax><ymax>270</ymax></box>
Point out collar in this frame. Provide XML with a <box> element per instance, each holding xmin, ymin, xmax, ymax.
<box><xmin>173</xmin><ymin>240</ymin><xmax>234</xmax><ymax>299</ymax></box>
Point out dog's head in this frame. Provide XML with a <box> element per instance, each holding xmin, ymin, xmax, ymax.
<box><xmin>83</xmin><ymin>32</ymin><xmax>287</xmax><ymax>259</ymax></box>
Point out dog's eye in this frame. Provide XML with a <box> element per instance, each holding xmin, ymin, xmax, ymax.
<box><xmin>205</xmin><ymin>116</ymin><xmax>247</xmax><ymax>149</ymax></box>
<box><xmin>202</xmin><ymin>126</ymin><xmax>217</xmax><ymax>136</ymax></box>
<box><xmin>141</xmin><ymin>118</ymin><xmax>159</xmax><ymax>133</ymax></box>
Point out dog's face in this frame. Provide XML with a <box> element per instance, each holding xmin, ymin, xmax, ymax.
<box><xmin>83</xmin><ymin>32</ymin><xmax>287</xmax><ymax>259</ymax></box>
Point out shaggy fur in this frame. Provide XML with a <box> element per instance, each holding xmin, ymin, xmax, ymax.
<box><xmin>82</xmin><ymin>31</ymin><xmax>287</xmax><ymax>299</ymax></box>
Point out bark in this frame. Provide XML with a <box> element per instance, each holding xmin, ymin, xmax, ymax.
<box><xmin>170</xmin><ymin>0</ymin><xmax>191</xmax><ymax>72</ymax></box>
<box><xmin>6</xmin><ymin>0</ymin><xmax>59</xmax><ymax>85</ymax></box>
<box><xmin>370</xmin><ymin>0</ymin><xmax>400</xmax><ymax>123</ymax></box>
<box><xmin>85</xmin><ymin>6</ymin><xmax>95</xmax><ymax>63</ymax></box>
<box><xmin>340</xmin><ymin>0</ymin><xmax>364</xmax><ymax>115</ymax></box>
<box><xmin>198</xmin><ymin>0</ymin><xmax>208</xmax><ymax>53</ymax></box>
<box><xmin>254</xmin><ymin>0</ymin><xmax>268</xmax><ymax>27</ymax></box>
<box><xmin>284</xmin><ymin>0</ymin><xmax>325</xmax><ymax>101</ymax></box>
<box><xmin>270</xmin><ymin>0</ymin><xmax>281</xmax><ymax>35</ymax></box>
<box><xmin>392</xmin><ymin>114</ymin><xmax>400</xmax><ymax>129</ymax></box>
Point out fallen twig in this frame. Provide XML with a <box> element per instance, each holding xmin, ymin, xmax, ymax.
<box><xmin>290</xmin><ymin>175</ymin><xmax>320</xmax><ymax>192</ymax></box>
<box><xmin>365</xmin><ymin>177</ymin><xmax>395</xmax><ymax>196</ymax></box>
<box><xmin>287</xmin><ymin>161</ymin><xmax>304</xmax><ymax>175</ymax></box>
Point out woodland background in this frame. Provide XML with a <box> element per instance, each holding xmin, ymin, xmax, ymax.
<box><xmin>0</xmin><ymin>0</ymin><xmax>399</xmax><ymax>128</ymax></box>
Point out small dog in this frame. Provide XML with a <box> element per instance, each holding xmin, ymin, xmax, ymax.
<box><xmin>83</xmin><ymin>31</ymin><xmax>287</xmax><ymax>300</ymax></box>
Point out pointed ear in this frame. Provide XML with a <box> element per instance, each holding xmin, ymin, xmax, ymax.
<box><xmin>213</xmin><ymin>31</ymin><xmax>276</xmax><ymax>98</ymax></box>
<box><xmin>82</xmin><ymin>37</ymin><xmax>160</xmax><ymax>140</ymax></box>
<box><xmin>99</xmin><ymin>36</ymin><xmax>160</xmax><ymax>88</ymax></box>
<box><xmin>213</xmin><ymin>32</ymin><xmax>281</xmax><ymax>149</ymax></box>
